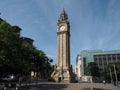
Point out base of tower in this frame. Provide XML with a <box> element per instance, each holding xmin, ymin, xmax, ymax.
<box><xmin>51</xmin><ymin>67</ymin><xmax>75</xmax><ymax>83</ymax></box>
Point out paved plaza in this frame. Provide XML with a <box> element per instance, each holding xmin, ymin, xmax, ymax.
<box><xmin>19</xmin><ymin>82</ymin><xmax>120</xmax><ymax>90</ymax></box>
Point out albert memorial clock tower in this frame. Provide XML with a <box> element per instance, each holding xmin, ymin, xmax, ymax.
<box><xmin>51</xmin><ymin>9</ymin><xmax>73</xmax><ymax>82</ymax></box>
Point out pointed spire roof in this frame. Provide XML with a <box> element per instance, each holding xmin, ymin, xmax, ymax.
<box><xmin>61</xmin><ymin>8</ymin><xmax>66</xmax><ymax>15</ymax></box>
<box><xmin>59</xmin><ymin>8</ymin><xmax>68</xmax><ymax>22</ymax></box>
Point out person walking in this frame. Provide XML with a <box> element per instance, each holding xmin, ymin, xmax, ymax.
<box><xmin>103</xmin><ymin>80</ymin><xmax>106</xmax><ymax>84</ymax></box>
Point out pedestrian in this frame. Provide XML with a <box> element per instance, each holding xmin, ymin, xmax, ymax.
<box><xmin>103</xmin><ymin>80</ymin><xmax>105</xmax><ymax>84</ymax></box>
<box><xmin>19</xmin><ymin>76</ymin><xmax>22</xmax><ymax>85</ymax></box>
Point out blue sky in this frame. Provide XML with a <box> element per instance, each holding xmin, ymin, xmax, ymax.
<box><xmin>0</xmin><ymin>0</ymin><xmax>120</xmax><ymax>68</ymax></box>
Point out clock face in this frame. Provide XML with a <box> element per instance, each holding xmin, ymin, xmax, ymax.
<box><xmin>60</xmin><ymin>25</ymin><xmax>65</xmax><ymax>31</ymax></box>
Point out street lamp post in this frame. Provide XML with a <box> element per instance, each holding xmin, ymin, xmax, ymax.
<box><xmin>113</xmin><ymin>64</ymin><xmax>118</xmax><ymax>85</ymax></box>
<box><xmin>109</xmin><ymin>68</ymin><xmax>113</xmax><ymax>84</ymax></box>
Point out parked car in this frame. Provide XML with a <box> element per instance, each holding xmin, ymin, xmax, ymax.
<box><xmin>1</xmin><ymin>75</ymin><xmax>14</xmax><ymax>81</ymax></box>
<box><xmin>114</xmin><ymin>81</ymin><xmax>120</xmax><ymax>86</ymax></box>
<box><xmin>0</xmin><ymin>82</ymin><xmax>18</xmax><ymax>90</ymax></box>
<box><xmin>0</xmin><ymin>75</ymin><xmax>18</xmax><ymax>82</ymax></box>
<box><xmin>0</xmin><ymin>75</ymin><xmax>19</xmax><ymax>90</ymax></box>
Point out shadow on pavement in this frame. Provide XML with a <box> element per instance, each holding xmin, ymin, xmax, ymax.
<box><xmin>19</xmin><ymin>83</ymin><xmax>69</xmax><ymax>90</ymax></box>
<box><xmin>81</xmin><ymin>88</ymin><xmax>109</xmax><ymax>90</ymax></box>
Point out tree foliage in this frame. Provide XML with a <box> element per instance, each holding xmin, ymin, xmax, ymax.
<box><xmin>105</xmin><ymin>62</ymin><xmax>120</xmax><ymax>82</ymax></box>
<box><xmin>85</xmin><ymin>62</ymin><xmax>100</xmax><ymax>77</ymax></box>
<box><xmin>0</xmin><ymin>20</ymin><xmax>54</xmax><ymax>78</ymax></box>
<box><xmin>0</xmin><ymin>21</ymin><xmax>22</xmax><ymax>74</ymax></box>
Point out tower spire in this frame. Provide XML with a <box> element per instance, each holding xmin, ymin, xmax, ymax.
<box><xmin>59</xmin><ymin>8</ymin><xmax>68</xmax><ymax>22</ymax></box>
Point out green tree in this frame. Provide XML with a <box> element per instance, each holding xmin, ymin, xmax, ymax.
<box><xmin>19</xmin><ymin>38</ymin><xmax>54</xmax><ymax>77</ymax></box>
<box><xmin>0</xmin><ymin>21</ymin><xmax>22</xmax><ymax>74</ymax></box>
<box><xmin>33</xmin><ymin>50</ymin><xmax>54</xmax><ymax>78</ymax></box>
<box><xmin>85</xmin><ymin>62</ymin><xmax>100</xmax><ymax>77</ymax></box>
<box><xmin>0</xmin><ymin>20</ymin><xmax>54</xmax><ymax>78</ymax></box>
<box><xmin>105</xmin><ymin>62</ymin><xmax>120</xmax><ymax>82</ymax></box>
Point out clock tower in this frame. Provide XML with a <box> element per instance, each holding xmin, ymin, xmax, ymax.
<box><xmin>51</xmin><ymin>9</ymin><xmax>73</xmax><ymax>82</ymax></box>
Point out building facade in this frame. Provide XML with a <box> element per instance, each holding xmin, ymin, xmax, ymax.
<box><xmin>0</xmin><ymin>18</ymin><xmax>34</xmax><ymax>45</ymax></box>
<box><xmin>20</xmin><ymin>37</ymin><xmax>34</xmax><ymax>45</ymax></box>
<box><xmin>76</xmin><ymin>50</ymin><xmax>120</xmax><ymax>81</ymax></box>
<box><xmin>75</xmin><ymin>54</ymin><xmax>82</xmax><ymax>82</ymax></box>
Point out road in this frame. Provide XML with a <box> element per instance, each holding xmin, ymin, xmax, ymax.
<box><xmin>18</xmin><ymin>82</ymin><xmax>120</xmax><ymax>90</ymax></box>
